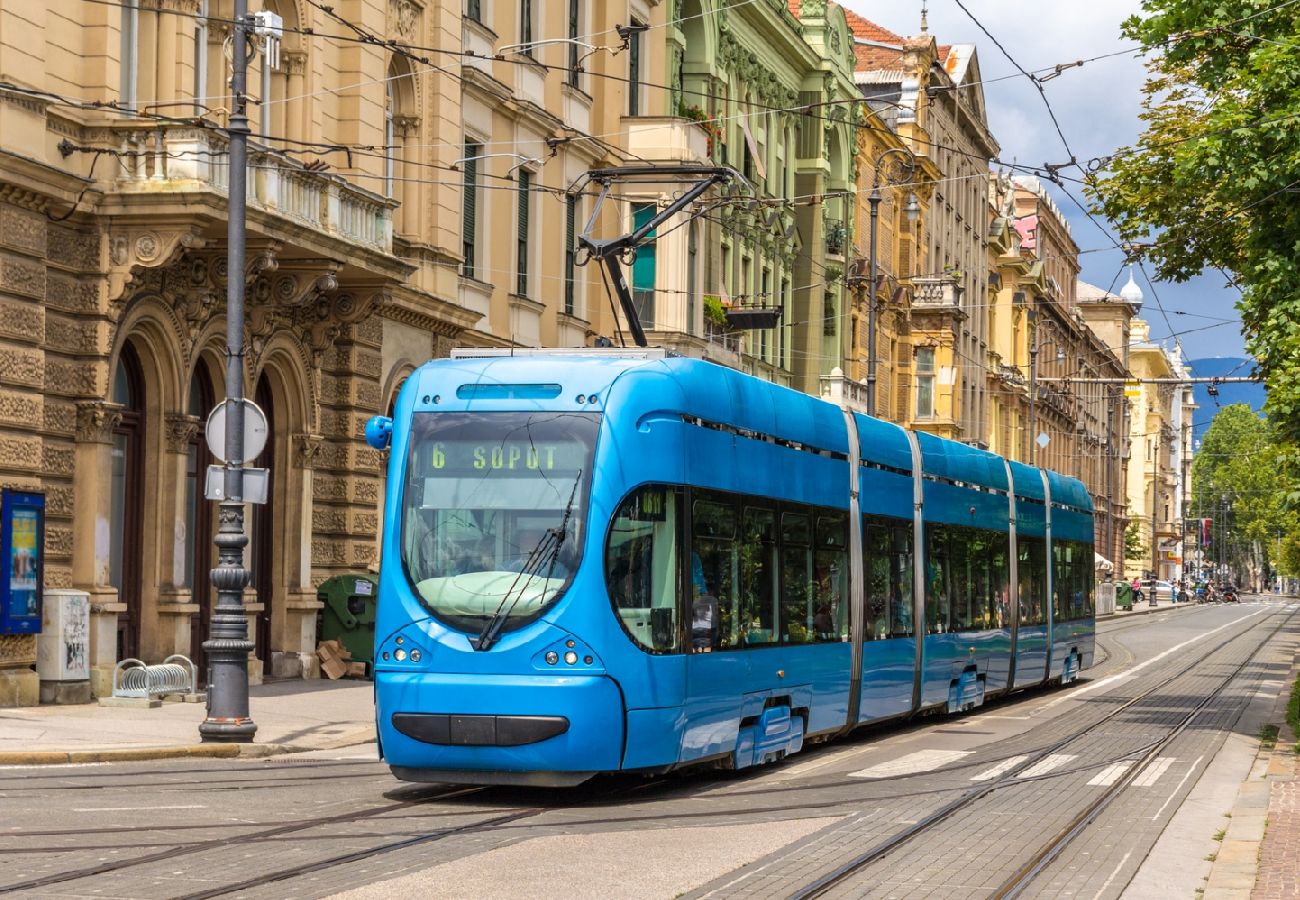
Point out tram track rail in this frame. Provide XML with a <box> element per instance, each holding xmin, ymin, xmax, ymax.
<box><xmin>784</xmin><ymin>604</ymin><xmax>1296</xmax><ymax>900</ymax></box>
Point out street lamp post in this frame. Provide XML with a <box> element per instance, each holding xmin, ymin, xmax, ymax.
<box><xmin>200</xmin><ymin>0</ymin><xmax>257</xmax><ymax>743</ymax></box>
<box><xmin>865</xmin><ymin>146</ymin><xmax>919</xmax><ymax>417</ymax></box>
<box><xmin>1149</xmin><ymin>434</ymin><xmax>1160</xmax><ymax>605</ymax></box>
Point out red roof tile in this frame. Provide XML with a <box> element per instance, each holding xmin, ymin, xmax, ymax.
<box><xmin>839</xmin><ymin>6</ymin><xmax>905</xmax><ymax>44</ymax></box>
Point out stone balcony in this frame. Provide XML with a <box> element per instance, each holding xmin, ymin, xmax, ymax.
<box><xmin>910</xmin><ymin>275</ymin><xmax>967</xmax><ymax>319</ymax></box>
<box><xmin>74</xmin><ymin>125</ymin><xmax>396</xmax><ymax>258</ymax></box>
<box><xmin>820</xmin><ymin>367</ymin><xmax>872</xmax><ymax>415</ymax></box>
<box><xmin>625</xmin><ymin>116</ymin><xmax>710</xmax><ymax>163</ymax></box>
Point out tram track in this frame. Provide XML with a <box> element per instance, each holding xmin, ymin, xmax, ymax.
<box><xmin>781</xmin><ymin>603</ymin><xmax>1295</xmax><ymax>900</ymax></box>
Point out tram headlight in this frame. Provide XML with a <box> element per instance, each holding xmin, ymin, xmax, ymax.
<box><xmin>409</xmin><ymin>650</ymin><xmax>421</xmax><ymax>662</ymax></box>
<box><xmin>545</xmin><ymin>651</ymin><xmax>559</xmax><ymax>665</ymax></box>
<box><xmin>394</xmin><ymin>648</ymin><xmax>407</xmax><ymax>662</ymax></box>
<box><xmin>564</xmin><ymin>651</ymin><xmax>578</xmax><ymax>665</ymax></box>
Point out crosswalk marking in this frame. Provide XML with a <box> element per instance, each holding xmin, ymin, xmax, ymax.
<box><xmin>1087</xmin><ymin>762</ymin><xmax>1133</xmax><ymax>786</ymax></box>
<box><xmin>1017</xmin><ymin>753</ymin><xmax>1076</xmax><ymax>779</ymax></box>
<box><xmin>848</xmin><ymin>749</ymin><xmax>972</xmax><ymax>779</ymax></box>
<box><xmin>971</xmin><ymin>755</ymin><xmax>1029</xmax><ymax>781</ymax></box>
<box><xmin>1133</xmin><ymin>757</ymin><xmax>1176</xmax><ymax>787</ymax></box>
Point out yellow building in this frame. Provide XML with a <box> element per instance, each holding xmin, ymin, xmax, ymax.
<box><xmin>1123</xmin><ymin>302</ymin><xmax>1195</xmax><ymax>582</ymax></box>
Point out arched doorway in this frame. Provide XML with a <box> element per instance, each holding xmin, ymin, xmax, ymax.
<box><xmin>250</xmin><ymin>375</ymin><xmax>275</xmax><ymax>675</ymax></box>
<box><xmin>110</xmin><ymin>344</ymin><xmax>146</xmax><ymax>661</ymax></box>
<box><xmin>186</xmin><ymin>363</ymin><xmax>216</xmax><ymax>679</ymax></box>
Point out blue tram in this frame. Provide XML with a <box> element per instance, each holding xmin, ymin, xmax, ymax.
<box><xmin>366</xmin><ymin>350</ymin><xmax>1095</xmax><ymax>786</ymax></box>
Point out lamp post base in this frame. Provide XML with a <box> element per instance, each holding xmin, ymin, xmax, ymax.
<box><xmin>199</xmin><ymin>718</ymin><xmax>258</xmax><ymax>743</ymax></box>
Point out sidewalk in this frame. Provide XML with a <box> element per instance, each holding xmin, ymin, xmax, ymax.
<box><xmin>1203</xmin><ymin>595</ymin><xmax>1298</xmax><ymax>899</ymax></box>
<box><xmin>0</xmin><ymin>678</ymin><xmax>375</xmax><ymax>765</ymax></box>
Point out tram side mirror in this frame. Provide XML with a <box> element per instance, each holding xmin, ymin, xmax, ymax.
<box><xmin>365</xmin><ymin>415</ymin><xmax>393</xmax><ymax>450</ymax></box>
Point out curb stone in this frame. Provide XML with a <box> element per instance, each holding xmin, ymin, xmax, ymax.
<box><xmin>0</xmin><ymin>724</ymin><xmax>377</xmax><ymax>766</ymax></box>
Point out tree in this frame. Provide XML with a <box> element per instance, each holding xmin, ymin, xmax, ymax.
<box><xmin>1087</xmin><ymin>1</ymin><xmax>1300</xmax><ymax>438</ymax></box>
<box><xmin>1191</xmin><ymin>405</ymin><xmax>1296</xmax><ymax>585</ymax></box>
<box><xmin>1124</xmin><ymin>520</ymin><xmax>1148</xmax><ymax>569</ymax></box>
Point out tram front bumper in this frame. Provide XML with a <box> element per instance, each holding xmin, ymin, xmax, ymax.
<box><xmin>375</xmin><ymin>671</ymin><xmax>625</xmax><ymax>784</ymax></box>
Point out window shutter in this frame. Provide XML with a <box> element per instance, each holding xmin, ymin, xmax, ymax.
<box><xmin>564</xmin><ymin>194</ymin><xmax>577</xmax><ymax>315</ymax></box>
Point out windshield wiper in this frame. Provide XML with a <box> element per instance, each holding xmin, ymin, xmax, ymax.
<box><xmin>471</xmin><ymin>470</ymin><xmax>582</xmax><ymax>651</ymax></box>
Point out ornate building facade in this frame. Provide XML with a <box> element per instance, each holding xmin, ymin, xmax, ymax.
<box><xmin>0</xmin><ymin>0</ymin><xmax>654</xmax><ymax>703</ymax></box>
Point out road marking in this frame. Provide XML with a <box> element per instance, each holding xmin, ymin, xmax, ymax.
<box><xmin>971</xmin><ymin>755</ymin><xmax>1028</xmax><ymax>781</ymax></box>
<box><xmin>1017</xmin><ymin>754</ymin><xmax>1076</xmax><ymax>779</ymax></box>
<box><xmin>1151</xmin><ymin>755</ymin><xmax>1204</xmax><ymax>820</ymax></box>
<box><xmin>73</xmin><ymin>805</ymin><xmax>208</xmax><ymax>812</ymax></box>
<box><xmin>1094</xmin><ymin>849</ymin><xmax>1135</xmax><ymax>900</ymax></box>
<box><xmin>848</xmin><ymin>749</ymin><xmax>971</xmax><ymax>779</ymax></box>
<box><xmin>1133</xmin><ymin>757</ymin><xmax>1176</xmax><ymax>787</ymax></box>
<box><xmin>1040</xmin><ymin>608</ymin><xmax>1268</xmax><ymax>711</ymax></box>
<box><xmin>1087</xmin><ymin>762</ymin><xmax>1133</xmax><ymax>786</ymax></box>
<box><xmin>0</xmin><ymin>762</ymin><xmax>109</xmax><ymax>770</ymax></box>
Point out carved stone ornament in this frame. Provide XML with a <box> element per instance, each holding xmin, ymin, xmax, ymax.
<box><xmin>164</xmin><ymin>413</ymin><xmax>202</xmax><ymax>454</ymax></box>
<box><xmin>76</xmin><ymin>401</ymin><xmax>124</xmax><ymax>445</ymax></box>
<box><xmin>108</xmin><ymin>228</ymin><xmax>207</xmax><ymax>305</ymax></box>
<box><xmin>389</xmin><ymin>0</ymin><xmax>421</xmax><ymax>38</ymax></box>
<box><xmin>294</xmin><ymin>433</ymin><xmax>324</xmax><ymax>470</ymax></box>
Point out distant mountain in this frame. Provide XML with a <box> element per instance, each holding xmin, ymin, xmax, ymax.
<box><xmin>1186</xmin><ymin>357</ymin><xmax>1266</xmax><ymax>446</ymax></box>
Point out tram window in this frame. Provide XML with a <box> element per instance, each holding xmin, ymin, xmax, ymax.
<box><xmin>739</xmin><ymin>506</ymin><xmax>777</xmax><ymax>646</ymax></box>
<box><xmin>813</xmin><ymin>512</ymin><xmax>849</xmax><ymax>642</ymax></box>
<box><xmin>924</xmin><ymin>524</ymin><xmax>952</xmax><ymax>634</ymax></box>
<box><xmin>864</xmin><ymin>518</ymin><xmax>915</xmax><ymax>639</ymax></box>
<box><xmin>989</xmin><ymin>540</ymin><xmax>1011</xmax><ymax>629</ymax></box>
<box><xmin>949</xmin><ymin>526</ymin><xmax>975</xmax><ymax>631</ymax></box>
<box><xmin>780</xmin><ymin>512</ymin><xmax>812</xmax><ymax>644</ymax></box>
<box><xmin>692</xmin><ymin>494</ymin><xmax>740</xmax><ymax>651</ymax></box>
<box><xmin>1018</xmin><ymin>536</ymin><xmax>1046</xmax><ymax>625</ymax></box>
<box><xmin>606</xmin><ymin>485</ymin><xmax>683</xmax><ymax>653</ymax></box>
<box><xmin>1052</xmin><ymin>541</ymin><xmax>1093</xmax><ymax>622</ymax></box>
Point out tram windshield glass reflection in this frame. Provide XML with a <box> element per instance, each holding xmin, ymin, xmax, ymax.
<box><xmin>400</xmin><ymin>411</ymin><xmax>599</xmax><ymax>633</ymax></box>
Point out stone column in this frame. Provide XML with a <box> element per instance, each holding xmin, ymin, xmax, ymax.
<box><xmin>157</xmin><ymin>413</ymin><xmax>200</xmax><ymax>658</ymax></box>
<box><xmin>73</xmin><ymin>401</ymin><xmax>124</xmax><ymax>698</ymax></box>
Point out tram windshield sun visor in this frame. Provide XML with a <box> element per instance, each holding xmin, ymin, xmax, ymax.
<box><xmin>400</xmin><ymin>412</ymin><xmax>600</xmax><ymax>639</ymax></box>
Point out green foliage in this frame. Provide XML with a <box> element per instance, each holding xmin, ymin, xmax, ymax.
<box><xmin>1288</xmin><ymin>669</ymin><xmax>1300</xmax><ymax>748</ymax></box>
<box><xmin>1124</xmin><ymin>520</ymin><xmax>1148</xmax><ymax>564</ymax></box>
<box><xmin>703</xmin><ymin>294</ymin><xmax>729</xmax><ymax>328</ymax></box>
<box><xmin>1087</xmin><ymin>1</ymin><xmax>1300</xmax><ymax>437</ymax></box>
<box><xmin>1192</xmin><ymin>405</ymin><xmax>1299</xmax><ymax>575</ymax></box>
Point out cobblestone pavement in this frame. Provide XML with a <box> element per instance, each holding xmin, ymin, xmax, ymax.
<box><xmin>1252</xmin><ymin>711</ymin><xmax>1300</xmax><ymax>900</ymax></box>
<box><xmin>0</xmin><ymin>601</ymin><xmax>1293</xmax><ymax>900</ymax></box>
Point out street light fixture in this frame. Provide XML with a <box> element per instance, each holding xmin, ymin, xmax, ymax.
<box><xmin>865</xmin><ymin>145</ymin><xmax>918</xmax><ymax>417</ymax></box>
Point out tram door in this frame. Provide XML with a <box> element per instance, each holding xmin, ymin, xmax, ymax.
<box><xmin>109</xmin><ymin>345</ymin><xmax>146</xmax><ymax>662</ymax></box>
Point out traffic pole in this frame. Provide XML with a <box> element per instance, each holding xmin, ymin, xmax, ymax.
<box><xmin>200</xmin><ymin>0</ymin><xmax>257</xmax><ymax>742</ymax></box>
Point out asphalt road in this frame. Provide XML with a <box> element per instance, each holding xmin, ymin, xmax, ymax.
<box><xmin>1</xmin><ymin>597</ymin><xmax>1294</xmax><ymax>900</ymax></box>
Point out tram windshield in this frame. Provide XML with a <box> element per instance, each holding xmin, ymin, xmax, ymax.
<box><xmin>400</xmin><ymin>411</ymin><xmax>599</xmax><ymax>634</ymax></box>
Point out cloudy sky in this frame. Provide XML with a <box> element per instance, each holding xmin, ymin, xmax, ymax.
<box><xmin>840</xmin><ymin>0</ymin><xmax>1248</xmax><ymax>363</ymax></box>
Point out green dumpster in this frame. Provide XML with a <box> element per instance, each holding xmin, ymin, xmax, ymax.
<box><xmin>1115</xmin><ymin>581</ymin><xmax>1134</xmax><ymax>611</ymax></box>
<box><xmin>317</xmin><ymin>574</ymin><xmax>379</xmax><ymax>671</ymax></box>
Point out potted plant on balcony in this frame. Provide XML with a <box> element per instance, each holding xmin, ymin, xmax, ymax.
<box><xmin>679</xmin><ymin>102</ymin><xmax>724</xmax><ymax>158</ymax></box>
<box><xmin>825</xmin><ymin>220</ymin><xmax>847</xmax><ymax>256</ymax></box>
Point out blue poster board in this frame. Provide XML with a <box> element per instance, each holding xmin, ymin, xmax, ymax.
<box><xmin>0</xmin><ymin>491</ymin><xmax>44</xmax><ymax>635</ymax></box>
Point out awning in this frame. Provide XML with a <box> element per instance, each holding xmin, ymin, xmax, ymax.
<box><xmin>1094</xmin><ymin>553</ymin><xmax>1114</xmax><ymax>572</ymax></box>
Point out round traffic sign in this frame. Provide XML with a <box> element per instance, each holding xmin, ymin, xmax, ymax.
<box><xmin>205</xmin><ymin>399</ymin><xmax>269</xmax><ymax>464</ymax></box>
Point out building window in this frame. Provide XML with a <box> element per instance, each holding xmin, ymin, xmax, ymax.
<box><xmin>564</xmin><ymin>194</ymin><xmax>578</xmax><ymax>316</ymax></box>
<box><xmin>628</xmin><ymin>20</ymin><xmax>643</xmax><ymax>115</ymax></box>
<box><xmin>916</xmin><ymin>347</ymin><xmax>936</xmax><ymax>418</ymax></box>
<box><xmin>631</xmin><ymin>203</ymin><xmax>656</xmax><ymax>329</ymax></box>
<box><xmin>516</xmin><ymin>170</ymin><xmax>532</xmax><ymax>296</ymax></box>
<box><xmin>462</xmin><ymin>141</ymin><xmax>480</xmax><ymax>278</ymax></box>
<box><xmin>194</xmin><ymin>0</ymin><xmax>209</xmax><ymax>114</ymax></box>
<box><xmin>120</xmin><ymin>0</ymin><xmax>139</xmax><ymax>111</ymax></box>
<box><xmin>466</xmin><ymin>0</ymin><xmax>481</xmax><ymax>22</ymax></box>
<box><xmin>384</xmin><ymin>79</ymin><xmax>396</xmax><ymax>198</ymax></box>
<box><xmin>568</xmin><ymin>0</ymin><xmax>581</xmax><ymax>87</ymax></box>
<box><xmin>520</xmin><ymin>0</ymin><xmax>534</xmax><ymax>54</ymax></box>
